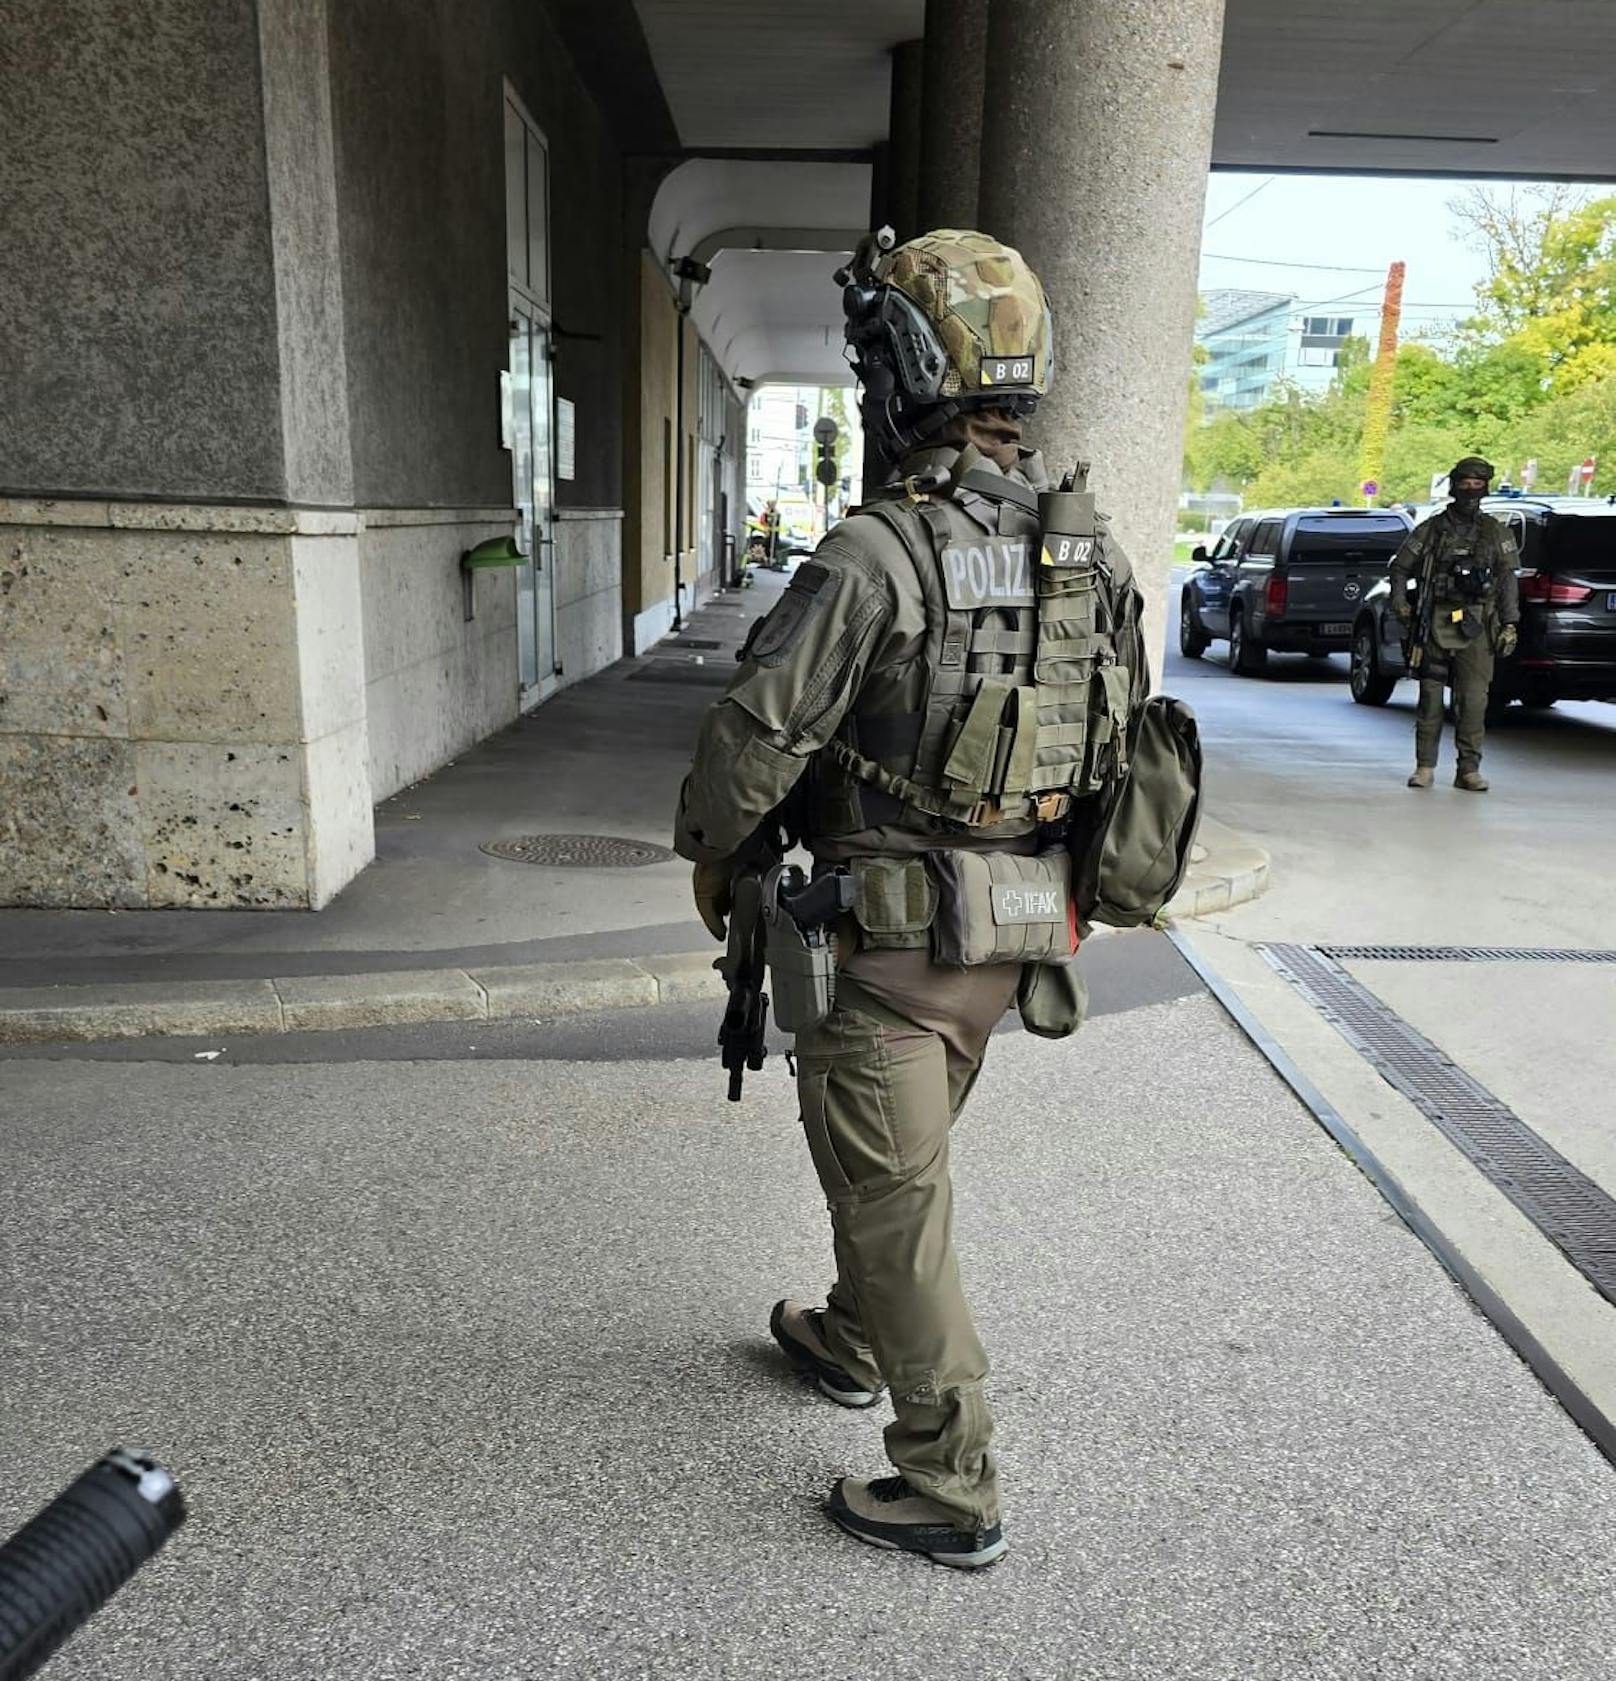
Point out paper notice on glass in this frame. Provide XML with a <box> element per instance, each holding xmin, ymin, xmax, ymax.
<box><xmin>556</xmin><ymin>397</ymin><xmax>576</xmax><ymax>481</ymax></box>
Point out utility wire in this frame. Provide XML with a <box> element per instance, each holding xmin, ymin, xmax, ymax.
<box><xmin>1203</xmin><ymin>178</ymin><xmax>1276</xmax><ymax>231</ymax></box>
<box><xmin>1201</xmin><ymin>251</ymin><xmax>1386</xmax><ymax>273</ymax></box>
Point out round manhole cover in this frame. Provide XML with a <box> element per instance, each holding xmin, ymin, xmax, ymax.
<box><xmin>480</xmin><ymin>833</ymin><xmax>676</xmax><ymax>868</ymax></box>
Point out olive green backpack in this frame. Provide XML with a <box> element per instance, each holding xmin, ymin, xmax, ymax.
<box><xmin>1071</xmin><ymin>693</ymin><xmax>1202</xmax><ymax>929</ymax></box>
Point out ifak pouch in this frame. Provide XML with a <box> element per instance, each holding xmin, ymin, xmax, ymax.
<box><xmin>926</xmin><ymin>848</ymin><xmax>1078</xmax><ymax>968</ymax></box>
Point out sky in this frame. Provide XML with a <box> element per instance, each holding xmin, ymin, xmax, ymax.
<box><xmin>1198</xmin><ymin>172</ymin><xmax>1612</xmax><ymax>342</ymax></box>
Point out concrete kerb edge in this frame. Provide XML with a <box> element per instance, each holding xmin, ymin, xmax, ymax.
<box><xmin>0</xmin><ymin>831</ymin><xmax>1271</xmax><ymax>1043</ymax></box>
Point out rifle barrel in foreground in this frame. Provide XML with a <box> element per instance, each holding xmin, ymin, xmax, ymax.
<box><xmin>0</xmin><ymin>1451</ymin><xmax>185</xmax><ymax>1681</ymax></box>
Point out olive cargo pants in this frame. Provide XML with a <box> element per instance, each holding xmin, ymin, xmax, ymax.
<box><xmin>792</xmin><ymin>949</ymin><xmax>1021</xmax><ymax>1531</ymax></box>
<box><xmin>1416</xmin><ymin>632</ymin><xmax>1495</xmax><ymax>774</ymax></box>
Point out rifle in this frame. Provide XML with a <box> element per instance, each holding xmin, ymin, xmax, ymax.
<box><xmin>1405</xmin><ymin>534</ymin><xmax>1439</xmax><ymax>674</ymax></box>
<box><xmin>0</xmin><ymin>1451</ymin><xmax>185</xmax><ymax>1680</ymax></box>
<box><xmin>716</xmin><ymin>862</ymin><xmax>773</xmax><ymax>1101</ymax></box>
<box><xmin>714</xmin><ymin>819</ymin><xmax>792</xmax><ymax>1101</ymax></box>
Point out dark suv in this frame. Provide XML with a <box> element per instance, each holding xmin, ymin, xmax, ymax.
<box><xmin>1349</xmin><ymin>495</ymin><xmax>1616</xmax><ymax>710</ymax></box>
<box><xmin>1181</xmin><ymin>508</ymin><xmax>1412</xmax><ymax>675</ymax></box>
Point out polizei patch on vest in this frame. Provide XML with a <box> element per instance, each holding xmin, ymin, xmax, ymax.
<box><xmin>991</xmin><ymin>883</ymin><xmax>1064</xmax><ymax>925</ymax></box>
<box><xmin>941</xmin><ymin>537</ymin><xmax>1034</xmax><ymax>609</ymax></box>
<box><xmin>1041</xmin><ymin>533</ymin><xmax>1096</xmax><ymax>569</ymax></box>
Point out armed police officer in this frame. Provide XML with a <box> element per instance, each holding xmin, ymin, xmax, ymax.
<box><xmin>673</xmin><ymin>230</ymin><xmax>1150</xmax><ymax>1569</ymax></box>
<box><xmin>1388</xmin><ymin>456</ymin><xmax>1521</xmax><ymax>792</ymax></box>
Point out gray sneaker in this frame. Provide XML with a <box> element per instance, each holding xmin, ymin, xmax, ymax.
<box><xmin>1455</xmin><ymin>770</ymin><xmax>1489</xmax><ymax>791</ymax></box>
<box><xmin>826</xmin><ymin>1475</ymin><xmax>1008</xmax><ymax>1569</ymax></box>
<box><xmin>1407</xmin><ymin>766</ymin><xmax>1434</xmax><ymax>789</ymax></box>
<box><xmin>769</xmin><ymin>1299</ymin><xmax>883</xmax><ymax>1409</ymax></box>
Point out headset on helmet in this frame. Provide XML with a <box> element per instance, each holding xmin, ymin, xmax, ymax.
<box><xmin>836</xmin><ymin>227</ymin><xmax>1054</xmax><ymax>461</ymax></box>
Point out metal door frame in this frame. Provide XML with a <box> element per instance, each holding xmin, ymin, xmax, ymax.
<box><xmin>504</xmin><ymin>82</ymin><xmax>559</xmax><ymax>710</ymax></box>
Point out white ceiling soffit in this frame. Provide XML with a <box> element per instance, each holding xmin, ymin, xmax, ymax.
<box><xmin>1215</xmin><ymin>0</ymin><xmax>1616</xmax><ymax>178</ymax></box>
<box><xmin>650</xmin><ymin>159</ymin><xmax>868</xmax><ymax>387</ymax></box>
<box><xmin>648</xmin><ymin>158</ymin><xmax>871</xmax><ymax>265</ymax></box>
<box><xmin>636</xmin><ymin>0</ymin><xmax>1616</xmax><ymax>180</ymax></box>
<box><xmin>693</xmin><ymin>250</ymin><xmax>856</xmax><ymax>387</ymax></box>
<box><xmin>632</xmin><ymin>0</ymin><xmax>922</xmax><ymax>149</ymax></box>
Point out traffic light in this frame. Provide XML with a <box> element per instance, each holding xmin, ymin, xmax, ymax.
<box><xmin>813</xmin><ymin>416</ymin><xmax>839</xmax><ymax>486</ymax></box>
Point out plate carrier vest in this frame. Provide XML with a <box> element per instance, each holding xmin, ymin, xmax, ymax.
<box><xmin>814</xmin><ymin>463</ymin><xmax>1143</xmax><ymax>839</ymax></box>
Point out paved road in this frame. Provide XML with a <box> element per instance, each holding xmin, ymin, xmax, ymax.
<box><xmin>6</xmin><ymin>591</ymin><xmax>1616</xmax><ymax>1678</ymax></box>
<box><xmin>1164</xmin><ymin>574</ymin><xmax>1616</xmax><ymax>949</ymax></box>
<box><xmin>1164</xmin><ymin>573</ymin><xmax>1616</xmax><ymax>1462</ymax></box>
<box><xmin>7</xmin><ymin>928</ymin><xmax>1616</xmax><ymax>1678</ymax></box>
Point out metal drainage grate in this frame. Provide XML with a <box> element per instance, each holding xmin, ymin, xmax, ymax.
<box><xmin>1322</xmin><ymin>944</ymin><xmax>1616</xmax><ymax>964</ymax></box>
<box><xmin>1261</xmin><ymin>942</ymin><xmax>1616</xmax><ymax>1309</ymax></box>
<box><xmin>480</xmin><ymin>833</ymin><xmax>675</xmax><ymax>868</ymax></box>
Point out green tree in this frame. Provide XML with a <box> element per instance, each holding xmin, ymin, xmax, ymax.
<box><xmin>1393</xmin><ymin>342</ymin><xmax>1462</xmax><ymax>428</ymax></box>
<box><xmin>1183</xmin><ymin>189</ymin><xmax>1616</xmax><ymax>507</ymax></box>
<box><xmin>1246</xmin><ymin>450</ymin><xmax>1359</xmax><ymax>509</ymax></box>
<box><xmin>1382</xmin><ymin>423</ymin><xmax>1473</xmax><ymax>503</ymax></box>
<box><xmin>1451</xmin><ymin>188</ymin><xmax>1616</xmax><ymax>395</ymax></box>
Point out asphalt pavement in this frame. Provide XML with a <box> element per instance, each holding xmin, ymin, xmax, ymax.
<box><xmin>1164</xmin><ymin>571</ymin><xmax>1616</xmax><ymax>1473</ymax></box>
<box><xmin>6</xmin><ymin>963</ymin><xmax>1616</xmax><ymax>1680</ymax></box>
<box><xmin>6</xmin><ymin>576</ymin><xmax>1616</xmax><ymax>1678</ymax></box>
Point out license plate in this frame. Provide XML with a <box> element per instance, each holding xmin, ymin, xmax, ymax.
<box><xmin>1321</xmin><ymin>622</ymin><xmax>1352</xmax><ymax>635</ymax></box>
<box><xmin>1607</xmin><ymin>592</ymin><xmax>1616</xmax><ymax>612</ymax></box>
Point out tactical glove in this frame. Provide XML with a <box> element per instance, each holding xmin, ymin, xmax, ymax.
<box><xmin>1498</xmin><ymin>624</ymin><xmax>1519</xmax><ymax>657</ymax></box>
<box><xmin>692</xmin><ymin>860</ymin><xmax>733</xmax><ymax>941</ymax></box>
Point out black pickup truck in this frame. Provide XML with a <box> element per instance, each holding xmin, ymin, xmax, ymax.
<box><xmin>1180</xmin><ymin>507</ymin><xmax>1413</xmax><ymax>675</ymax></box>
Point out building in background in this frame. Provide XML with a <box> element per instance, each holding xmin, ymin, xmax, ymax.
<box><xmin>746</xmin><ymin>387</ymin><xmax>811</xmax><ymax>507</ymax></box>
<box><xmin>744</xmin><ymin>385</ymin><xmax>863</xmax><ymax>541</ymax></box>
<box><xmin>1196</xmin><ymin>288</ymin><xmax>1376</xmax><ymax>411</ymax></box>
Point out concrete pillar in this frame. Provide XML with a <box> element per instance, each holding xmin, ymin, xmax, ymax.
<box><xmin>0</xmin><ymin>0</ymin><xmax>372</xmax><ymax>910</ymax></box>
<box><xmin>886</xmin><ymin>40</ymin><xmax>925</xmax><ymax>243</ymax></box>
<box><xmin>918</xmin><ymin>0</ymin><xmax>988</xmax><ymax>231</ymax></box>
<box><xmin>978</xmin><ymin>0</ymin><xmax>1225</xmax><ymax>669</ymax></box>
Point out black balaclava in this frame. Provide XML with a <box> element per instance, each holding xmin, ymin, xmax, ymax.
<box><xmin>1448</xmin><ymin>455</ymin><xmax>1494</xmax><ymax>517</ymax></box>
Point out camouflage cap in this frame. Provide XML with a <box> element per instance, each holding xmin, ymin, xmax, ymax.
<box><xmin>1449</xmin><ymin>455</ymin><xmax>1495</xmax><ymax>483</ymax></box>
<box><xmin>877</xmin><ymin>229</ymin><xmax>1054</xmax><ymax>399</ymax></box>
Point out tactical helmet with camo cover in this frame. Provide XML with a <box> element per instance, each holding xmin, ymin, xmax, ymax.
<box><xmin>880</xmin><ymin>229</ymin><xmax>1054</xmax><ymax>401</ymax></box>
<box><xmin>839</xmin><ymin>228</ymin><xmax>1054</xmax><ymax>453</ymax></box>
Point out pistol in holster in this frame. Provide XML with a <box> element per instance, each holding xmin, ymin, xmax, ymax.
<box><xmin>762</xmin><ymin>864</ymin><xmax>855</xmax><ymax>1034</ymax></box>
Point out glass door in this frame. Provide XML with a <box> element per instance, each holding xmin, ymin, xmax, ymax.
<box><xmin>509</xmin><ymin>301</ymin><xmax>557</xmax><ymax>704</ymax></box>
<box><xmin>504</xmin><ymin>84</ymin><xmax>557</xmax><ymax>708</ymax></box>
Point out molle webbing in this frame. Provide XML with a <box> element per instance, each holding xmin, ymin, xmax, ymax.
<box><xmin>849</xmin><ymin>496</ymin><xmax>1047</xmax><ymax>823</ymax></box>
<box><xmin>1033</xmin><ymin>487</ymin><xmax>1116</xmax><ymax>794</ymax></box>
<box><xmin>826</xmin><ymin>478</ymin><xmax>1136</xmax><ymax>830</ymax></box>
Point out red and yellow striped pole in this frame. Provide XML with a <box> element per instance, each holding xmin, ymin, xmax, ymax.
<box><xmin>1358</xmin><ymin>260</ymin><xmax>1405</xmax><ymax>505</ymax></box>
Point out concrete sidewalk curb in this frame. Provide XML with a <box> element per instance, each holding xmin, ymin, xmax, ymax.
<box><xmin>1165</xmin><ymin>816</ymin><xmax>1271</xmax><ymax>920</ymax></box>
<box><xmin>0</xmin><ymin>827</ymin><xmax>1269</xmax><ymax>1044</ymax></box>
<box><xmin>0</xmin><ymin>953</ymin><xmax>734</xmax><ymax>1046</ymax></box>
